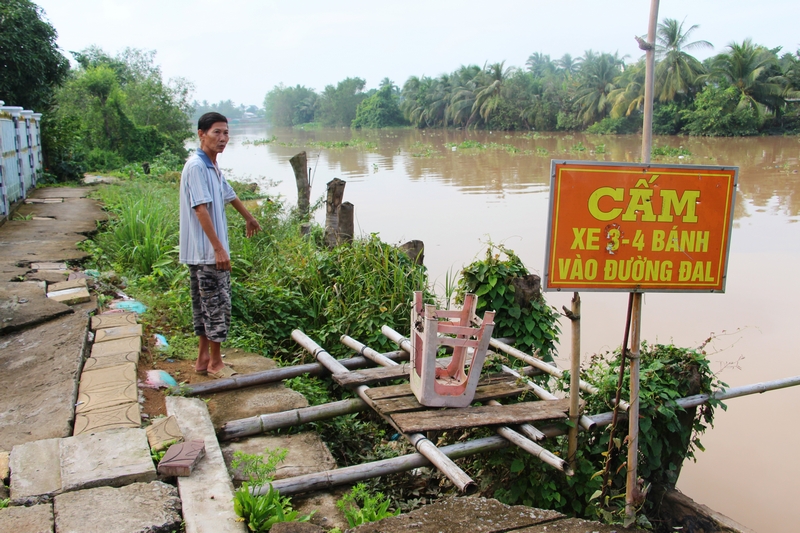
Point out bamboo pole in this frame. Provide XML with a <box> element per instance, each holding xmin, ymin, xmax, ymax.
<box><xmin>627</xmin><ymin>0</ymin><xmax>659</xmax><ymax>521</ymax></box>
<box><xmin>382</xmin><ymin>325</ymin><xmax>629</xmax><ymax>411</ymax></box>
<box><xmin>175</xmin><ymin>350</ymin><xmax>407</xmax><ymax>396</ymax></box>
<box><xmin>340</xmin><ymin>335</ymin><xmax>399</xmax><ymax>367</ymax></box>
<box><xmin>260</xmin><ymin>375</ymin><xmax>800</xmax><ymax>496</ymax></box>
<box><xmin>567</xmin><ymin>293</ymin><xmax>581</xmax><ymax>470</ymax></box>
<box><xmin>291</xmin><ymin>329</ymin><xmax>476</xmax><ymax>493</ymax></box>
<box><xmin>219</xmin><ymin>398</ymin><xmax>367</xmax><ymax>441</ymax></box>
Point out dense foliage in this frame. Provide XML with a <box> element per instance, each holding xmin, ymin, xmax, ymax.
<box><xmin>262</xmin><ymin>18</ymin><xmax>800</xmax><ymax>135</ymax></box>
<box><xmin>0</xmin><ymin>0</ymin><xmax>69</xmax><ymax>112</ymax></box>
<box><xmin>44</xmin><ymin>46</ymin><xmax>193</xmax><ymax>180</ymax></box>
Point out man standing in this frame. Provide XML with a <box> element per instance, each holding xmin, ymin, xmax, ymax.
<box><xmin>179</xmin><ymin>112</ymin><xmax>261</xmax><ymax>379</ymax></box>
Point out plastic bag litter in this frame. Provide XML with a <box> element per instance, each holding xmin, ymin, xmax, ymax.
<box><xmin>142</xmin><ymin>369</ymin><xmax>178</xmax><ymax>389</ymax></box>
<box><xmin>110</xmin><ymin>300</ymin><xmax>147</xmax><ymax>314</ymax></box>
<box><xmin>153</xmin><ymin>334</ymin><xmax>169</xmax><ymax>350</ymax></box>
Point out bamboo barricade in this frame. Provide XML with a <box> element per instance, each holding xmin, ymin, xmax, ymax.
<box><xmin>269</xmin><ymin>375</ymin><xmax>800</xmax><ymax>496</ymax></box>
<box><xmin>381</xmin><ymin>325</ymin><xmax>629</xmax><ymax>411</ymax></box>
<box><xmin>175</xmin><ymin>350</ymin><xmax>408</xmax><ymax>396</ymax></box>
<box><xmin>341</xmin><ymin>335</ymin><xmax>571</xmax><ymax>474</ymax></box>
<box><xmin>288</xmin><ymin>329</ymin><xmax>476</xmax><ymax>494</ymax></box>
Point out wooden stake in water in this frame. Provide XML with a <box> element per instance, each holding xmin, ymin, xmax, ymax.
<box><xmin>627</xmin><ymin>0</ymin><xmax>659</xmax><ymax>522</ymax></box>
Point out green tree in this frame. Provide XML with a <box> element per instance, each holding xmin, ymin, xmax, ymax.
<box><xmin>654</xmin><ymin>18</ymin><xmax>712</xmax><ymax>102</ymax></box>
<box><xmin>574</xmin><ymin>53</ymin><xmax>624</xmax><ymax>125</ymax></box>
<box><xmin>316</xmin><ymin>77</ymin><xmax>366</xmax><ymax>127</ymax></box>
<box><xmin>264</xmin><ymin>84</ymin><xmax>317</xmax><ymax>126</ymax></box>
<box><xmin>681</xmin><ymin>83</ymin><xmax>759</xmax><ymax>136</ymax></box>
<box><xmin>351</xmin><ymin>83</ymin><xmax>406</xmax><ymax>128</ymax></box>
<box><xmin>471</xmin><ymin>61</ymin><xmax>516</xmax><ymax>125</ymax></box>
<box><xmin>0</xmin><ymin>0</ymin><xmax>69</xmax><ymax>111</ymax></box>
<box><xmin>708</xmin><ymin>39</ymin><xmax>784</xmax><ymax>116</ymax></box>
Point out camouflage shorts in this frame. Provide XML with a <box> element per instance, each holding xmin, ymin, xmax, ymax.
<box><xmin>189</xmin><ymin>264</ymin><xmax>231</xmax><ymax>343</ymax></box>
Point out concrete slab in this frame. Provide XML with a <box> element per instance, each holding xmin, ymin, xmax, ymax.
<box><xmin>166</xmin><ymin>396</ymin><xmax>246</xmax><ymax>533</ymax></box>
<box><xmin>271</xmin><ymin>523</ymin><xmax>324</xmax><ymax>533</ymax></box>
<box><xmin>349</xmin><ymin>497</ymin><xmax>564</xmax><ymax>533</ymax></box>
<box><xmin>82</xmin><ymin>351</ymin><xmax>139</xmax><ymax>372</ymax></box>
<box><xmin>90</xmin><ymin>312</ymin><xmax>137</xmax><ymax>330</ymax></box>
<box><xmin>9</xmin><ymin>438</ymin><xmax>62</xmax><ymax>504</ymax></box>
<box><xmin>75</xmin><ymin>384</ymin><xmax>138</xmax><ymax>414</ymax></box>
<box><xmin>208</xmin><ymin>382</ymin><xmax>308</xmax><ymax>429</ymax></box>
<box><xmin>90</xmin><ymin>336</ymin><xmax>141</xmax><ymax>357</ymax></box>
<box><xmin>26</xmin><ymin>269</ymin><xmax>70</xmax><ymax>284</ymax></box>
<box><xmin>0</xmin><ymin>281</ymin><xmax>73</xmax><ymax>335</ymax></box>
<box><xmin>93</xmin><ymin>324</ymin><xmax>143</xmax><ymax>343</ymax></box>
<box><xmin>0</xmin><ymin>302</ymin><xmax>92</xmax><ymax>449</ymax></box>
<box><xmin>293</xmin><ymin>488</ymin><xmax>349</xmax><ymax>532</ymax></box>
<box><xmin>0</xmin><ymin>502</ymin><xmax>54</xmax><ymax>533</ymax></box>
<box><xmin>47</xmin><ymin>278</ymin><xmax>87</xmax><ymax>293</ymax></box>
<box><xmin>53</xmin><ymin>481</ymin><xmax>181</xmax><ymax>533</ymax></box>
<box><xmin>31</xmin><ymin>187</ymin><xmax>94</xmax><ymax>199</ymax></box>
<box><xmin>60</xmin><ymin>427</ymin><xmax>156</xmax><ymax>492</ymax></box>
<box><xmin>222</xmin><ymin>432</ymin><xmax>336</xmax><ymax>483</ymax></box>
<box><xmin>78</xmin><ymin>362</ymin><xmax>137</xmax><ymax>390</ymax></box>
<box><xmin>0</xmin><ymin>260</ymin><xmax>30</xmax><ymax>281</ymax></box>
<box><xmin>146</xmin><ymin>415</ymin><xmax>184</xmax><ymax>451</ymax></box>
<box><xmin>30</xmin><ymin>263</ymin><xmax>67</xmax><ymax>271</ymax></box>
<box><xmin>516</xmin><ymin>517</ymin><xmax>638</xmax><ymax>532</ymax></box>
<box><xmin>46</xmin><ymin>287</ymin><xmax>91</xmax><ymax>305</ymax></box>
<box><xmin>0</xmin><ymin>450</ymin><xmax>9</xmax><ymax>480</ymax></box>
<box><xmin>16</xmin><ymin>197</ymin><xmax>107</xmax><ymax>224</ymax></box>
<box><xmin>73</xmin><ymin>402</ymin><xmax>141</xmax><ymax>435</ymax></box>
<box><xmin>83</xmin><ymin>175</ymin><xmax>118</xmax><ymax>185</ymax></box>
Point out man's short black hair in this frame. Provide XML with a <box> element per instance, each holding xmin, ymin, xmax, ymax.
<box><xmin>198</xmin><ymin>112</ymin><xmax>228</xmax><ymax>132</ymax></box>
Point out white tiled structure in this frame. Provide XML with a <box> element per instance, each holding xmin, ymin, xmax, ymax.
<box><xmin>0</xmin><ymin>101</ymin><xmax>44</xmax><ymax>218</ymax></box>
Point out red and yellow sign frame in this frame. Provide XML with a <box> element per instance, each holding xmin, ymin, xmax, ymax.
<box><xmin>544</xmin><ymin>161</ymin><xmax>738</xmax><ymax>293</ymax></box>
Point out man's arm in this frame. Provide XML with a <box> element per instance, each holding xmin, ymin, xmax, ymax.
<box><xmin>193</xmin><ymin>203</ymin><xmax>230</xmax><ymax>271</ymax></box>
<box><xmin>229</xmin><ymin>198</ymin><xmax>262</xmax><ymax>237</ymax></box>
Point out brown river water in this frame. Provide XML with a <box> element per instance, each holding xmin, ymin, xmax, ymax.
<box><xmin>203</xmin><ymin>125</ymin><xmax>800</xmax><ymax>532</ymax></box>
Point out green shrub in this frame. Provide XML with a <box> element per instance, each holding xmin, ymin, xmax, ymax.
<box><xmin>336</xmin><ymin>483</ymin><xmax>400</xmax><ymax>527</ymax></box>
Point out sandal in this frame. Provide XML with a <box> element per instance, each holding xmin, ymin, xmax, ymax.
<box><xmin>208</xmin><ymin>365</ymin><xmax>238</xmax><ymax>379</ymax></box>
<box><xmin>196</xmin><ymin>362</ymin><xmax>234</xmax><ymax>376</ymax></box>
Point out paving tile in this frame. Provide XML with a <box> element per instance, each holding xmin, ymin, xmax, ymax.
<box><xmin>46</xmin><ymin>287</ymin><xmax>91</xmax><ymax>305</ymax></box>
<box><xmin>79</xmin><ymin>362</ymin><xmax>137</xmax><ymax>391</ymax></box>
<box><xmin>31</xmin><ymin>262</ymin><xmax>67</xmax><ymax>270</ymax></box>
<box><xmin>73</xmin><ymin>402</ymin><xmax>141</xmax><ymax>435</ymax></box>
<box><xmin>76</xmin><ymin>382</ymin><xmax>138</xmax><ymax>414</ymax></box>
<box><xmin>53</xmin><ymin>481</ymin><xmax>181</xmax><ymax>533</ymax></box>
<box><xmin>82</xmin><ymin>351</ymin><xmax>139</xmax><ymax>371</ymax></box>
<box><xmin>146</xmin><ymin>415</ymin><xmax>184</xmax><ymax>452</ymax></box>
<box><xmin>9</xmin><ymin>438</ymin><xmax>62</xmax><ymax>504</ymax></box>
<box><xmin>60</xmin><ymin>427</ymin><xmax>155</xmax><ymax>491</ymax></box>
<box><xmin>90</xmin><ymin>336</ymin><xmax>141</xmax><ymax>357</ymax></box>
<box><xmin>0</xmin><ymin>502</ymin><xmax>54</xmax><ymax>533</ymax></box>
<box><xmin>93</xmin><ymin>324</ymin><xmax>143</xmax><ymax>343</ymax></box>
<box><xmin>90</xmin><ymin>312</ymin><xmax>137</xmax><ymax>330</ymax></box>
<box><xmin>47</xmin><ymin>278</ymin><xmax>87</xmax><ymax>293</ymax></box>
<box><xmin>158</xmin><ymin>440</ymin><xmax>205</xmax><ymax>477</ymax></box>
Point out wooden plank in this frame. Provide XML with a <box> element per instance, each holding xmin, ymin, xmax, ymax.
<box><xmin>390</xmin><ymin>399</ymin><xmax>571</xmax><ymax>433</ymax></box>
<box><xmin>332</xmin><ymin>363</ymin><xmax>411</xmax><ymax>387</ymax></box>
<box><xmin>365</xmin><ymin>383</ymin><xmax>412</xmax><ymax>400</ymax></box>
<box><xmin>371</xmin><ymin>380</ymin><xmax>530</xmax><ymax>415</ymax></box>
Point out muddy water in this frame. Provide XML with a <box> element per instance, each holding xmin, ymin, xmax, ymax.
<box><xmin>210</xmin><ymin>125</ymin><xmax>800</xmax><ymax>531</ymax></box>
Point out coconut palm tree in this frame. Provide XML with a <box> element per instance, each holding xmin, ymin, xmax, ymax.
<box><xmin>609</xmin><ymin>59</ymin><xmax>647</xmax><ymax>117</ymax></box>
<box><xmin>526</xmin><ymin>53</ymin><xmax>555</xmax><ymax>79</ymax></box>
<box><xmin>654</xmin><ymin>18</ymin><xmax>712</xmax><ymax>102</ymax></box>
<box><xmin>555</xmin><ymin>54</ymin><xmax>582</xmax><ymax>77</ymax></box>
<box><xmin>574</xmin><ymin>53</ymin><xmax>623</xmax><ymax>124</ymax></box>
<box><xmin>710</xmin><ymin>39</ymin><xmax>784</xmax><ymax>114</ymax></box>
<box><xmin>471</xmin><ymin>61</ymin><xmax>516</xmax><ymax>123</ymax></box>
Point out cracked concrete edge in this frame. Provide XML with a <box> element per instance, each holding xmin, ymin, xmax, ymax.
<box><xmin>166</xmin><ymin>396</ymin><xmax>246</xmax><ymax>533</ymax></box>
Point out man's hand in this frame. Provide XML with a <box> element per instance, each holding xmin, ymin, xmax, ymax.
<box><xmin>245</xmin><ymin>217</ymin><xmax>262</xmax><ymax>238</ymax></box>
<box><xmin>214</xmin><ymin>247</ymin><xmax>231</xmax><ymax>271</ymax></box>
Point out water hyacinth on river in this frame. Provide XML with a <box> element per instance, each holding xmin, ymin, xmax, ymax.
<box><xmin>210</xmin><ymin>125</ymin><xmax>800</xmax><ymax>532</ymax></box>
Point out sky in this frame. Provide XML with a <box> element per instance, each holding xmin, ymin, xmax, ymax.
<box><xmin>34</xmin><ymin>0</ymin><xmax>800</xmax><ymax>107</ymax></box>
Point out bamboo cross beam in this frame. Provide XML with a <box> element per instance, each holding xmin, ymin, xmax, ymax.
<box><xmin>340</xmin><ymin>335</ymin><xmax>400</xmax><ymax>367</ymax></box>
<box><xmin>374</xmin><ymin>327</ymin><xmax>569</xmax><ymax>473</ymax></box>
<box><xmin>174</xmin><ymin>350</ymin><xmax>407</xmax><ymax>396</ymax></box>
<box><xmin>260</xmin><ymin>375</ymin><xmax>800</xmax><ymax>497</ymax></box>
<box><xmin>290</xmin><ymin>329</ymin><xmax>476</xmax><ymax>493</ymax></box>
